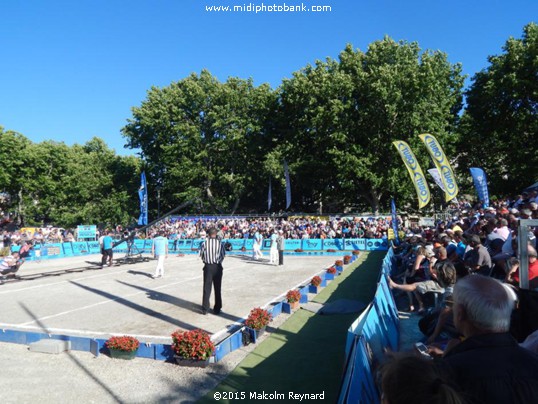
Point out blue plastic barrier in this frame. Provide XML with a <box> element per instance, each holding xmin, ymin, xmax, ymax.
<box><xmin>338</xmin><ymin>248</ymin><xmax>399</xmax><ymax>404</ymax></box>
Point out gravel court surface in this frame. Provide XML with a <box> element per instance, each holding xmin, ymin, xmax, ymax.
<box><xmin>0</xmin><ymin>253</ymin><xmax>334</xmax><ymax>343</ymax></box>
<box><xmin>0</xmin><ymin>252</ymin><xmax>335</xmax><ymax>403</ymax></box>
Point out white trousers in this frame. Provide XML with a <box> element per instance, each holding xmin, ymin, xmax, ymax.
<box><xmin>154</xmin><ymin>255</ymin><xmax>165</xmax><ymax>276</ymax></box>
<box><xmin>252</xmin><ymin>243</ymin><xmax>263</xmax><ymax>259</ymax></box>
<box><xmin>269</xmin><ymin>247</ymin><xmax>278</xmax><ymax>264</ymax></box>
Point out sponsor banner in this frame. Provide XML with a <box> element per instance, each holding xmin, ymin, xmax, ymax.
<box><xmin>262</xmin><ymin>239</ymin><xmax>272</xmax><ymax>250</ymax></box>
<box><xmin>41</xmin><ymin>243</ymin><xmax>63</xmax><ymax>257</ymax></box>
<box><xmin>134</xmin><ymin>239</ymin><xmax>146</xmax><ymax>252</ymax></box>
<box><xmin>393</xmin><ymin>140</ymin><xmax>430</xmax><ymax>209</ymax></box>
<box><xmin>72</xmin><ymin>242</ymin><xmax>90</xmax><ymax>255</ymax></box>
<box><xmin>176</xmin><ymin>239</ymin><xmax>193</xmax><ymax>250</ymax></box>
<box><xmin>88</xmin><ymin>241</ymin><xmax>101</xmax><ymax>254</ymax></box>
<box><xmin>419</xmin><ymin>134</ymin><xmax>458</xmax><ymax>202</ymax></box>
<box><xmin>113</xmin><ymin>241</ymin><xmax>128</xmax><ymax>252</ymax></box>
<box><xmin>77</xmin><ymin>225</ymin><xmax>97</xmax><ymax>239</ymax></box>
<box><xmin>63</xmin><ymin>243</ymin><xmax>74</xmax><ymax>257</ymax></box>
<box><xmin>345</xmin><ymin>239</ymin><xmax>367</xmax><ymax>250</ymax></box>
<box><xmin>302</xmin><ymin>239</ymin><xmax>322</xmax><ymax>251</ymax></box>
<box><xmin>168</xmin><ymin>240</ymin><xmax>176</xmax><ymax>251</ymax></box>
<box><xmin>143</xmin><ymin>239</ymin><xmax>154</xmax><ymax>252</ymax></box>
<box><xmin>323</xmin><ymin>239</ymin><xmax>345</xmax><ymax>250</ymax></box>
<box><xmin>192</xmin><ymin>239</ymin><xmax>203</xmax><ymax>250</ymax></box>
<box><xmin>243</xmin><ymin>239</ymin><xmax>254</xmax><ymax>250</ymax></box>
<box><xmin>284</xmin><ymin>239</ymin><xmax>302</xmax><ymax>251</ymax></box>
<box><xmin>366</xmin><ymin>239</ymin><xmax>389</xmax><ymax>251</ymax></box>
<box><xmin>224</xmin><ymin>239</ymin><xmax>245</xmax><ymax>250</ymax></box>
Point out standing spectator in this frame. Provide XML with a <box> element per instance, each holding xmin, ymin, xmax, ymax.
<box><xmin>101</xmin><ymin>231</ymin><xmax>114</xmax><ymax>267</ymax></box>
<box><xmin>151</xmin><ymin>231</ymin><xmax>169</xmax><ymax>279</ymax></box>
<box><xmin>199</xmin><ymin>228</ymin><xmax>225</xmax><ymax>315</ymax></box>
<box><xmin>252</xmin><ymin>226</ymin><xmax>263</xmax><ymax>260</ymax></box>
<box><xmin>269</xmin><ymin>229</ymin><xmax>278</xmax><ymax>265</ymax></box>
<box><xmin>277</xmin><ymin>229</ymin><xmax>285</xmax><ymax>266</ymax></box>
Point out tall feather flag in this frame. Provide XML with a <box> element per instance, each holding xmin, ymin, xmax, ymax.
<box><xmin>428</xmin><ymin>168</ymin><xmax>459</xmax><ymax>204</ymax></box>
<box><xmin>267</xmin><ymin>177</ymin><xmax>272</xmax><ymax>211</ymax></box>
<box><xmin>419</xmin><ymin>134</ymin><xmax>458</xmax><ymax>202</ymax></box>
<box><xmin>391</xmin><ymin>198</ymin><xmax>400</xmax><ymax>245</ymax></box>
<box><xmin>137</xmin><ymin>172</ymin><xmax>148</xmax><ymax>226</ymax></box>
<box><xmin>284</xmin><ymin>160</ymin><xmax>291</xmax><ymax>209</ymax></box>
<box><xmin>393</xmin><ymin>140</ymin><xmax>430</xmax><ymax>209</ymax></box>
<box><xmin>470</xmin><ymin>167</ymin><xmax>490</xmax><ymax>208</ymax></box>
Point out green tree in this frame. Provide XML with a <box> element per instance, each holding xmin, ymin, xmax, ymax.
<box><xmin>277</xmin><ymin>38</ymin><xmax>464</xmax><ymax>213</ymax></box>
<box><xmin>459</xmin><ymin>23</ymin><xmax>538</xmax><ymax>194</ymax></box>
<box><xmin>122</xmin><ymin>70</ymin><xmax>276</xmax><ymax>213</ymax></box>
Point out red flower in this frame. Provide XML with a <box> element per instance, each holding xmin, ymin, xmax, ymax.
<box><xmin>327</xmin><ymin>266</ymin><xmax>337</xmax><ymax>274</ymax></box>
<box><xmin>343</xmin><ymin>255</ymin><xmax>352</xmax><ymax>264</ymax></box>
<box><xmin>335</xmin><ymin>259</ymin><xmax>344</xmax><ymax>266</ymax></box>
<box><xmin>245</xmin><ymin>307</ymin><xmax>272</xmax><ymax>330</ymax></box>
<box><xmin>171</xmin><ymin>329</ymin><xmax>215</xmax><ymax>360</ymax></box>
<box><xmin>311</xmin><ymin>276</ymin><xmax>322</xmax><ymax>287</ymax></box>
<box><xmin>105</xmin><ymin>335</ymin><xmax>140</xmax><ymax>352</ymax></box>
<box><xmin>286</xmin><ymin>289</ymin><xmax>301</xmax><ymax>303</ymax></box>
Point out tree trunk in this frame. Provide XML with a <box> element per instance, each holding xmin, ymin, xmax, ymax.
<box><xmin>230</xmin><ymin>198</ymin><xmax>240</xmax><ymax>214</ymax></box>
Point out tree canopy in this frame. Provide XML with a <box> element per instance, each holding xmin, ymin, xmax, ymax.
<box><xmin>1</xmin><ymin>25</ymin><xmax>536</xmax><ymax>226</ymax></box>
<box><xmin>458</xmin><ymin>22</ymin><xmax>538</xmax><ymax>194</ymax></box>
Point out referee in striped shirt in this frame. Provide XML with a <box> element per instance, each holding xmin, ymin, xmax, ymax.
<box><xmin>199</xmin><ymin>227</ymin><xmax>225</xmax><ymax>315</ymax></box>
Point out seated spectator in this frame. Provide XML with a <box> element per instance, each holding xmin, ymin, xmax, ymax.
<box><xmin>380</xmin><ymin>354</ymin><xmax>466</xmax><ymax>404</ymax></box>
<box><xmin>505</xmin><ymin>245</ymin><xmax>538</xmax><ymax>289</ymax></box>
<box><xmin>390</xmin><ymin>247</ymin><xmax>449</xmax><ymax>314</ymax></box>
<box><xmin>438</xmin><ymin>275</ymin><xmax>538</xmax><ymax>403</ymax></box>
<box><xmin>462</xmin><ymin>234</ymin><xmax>492</xmax><ymax>276</ymax></box>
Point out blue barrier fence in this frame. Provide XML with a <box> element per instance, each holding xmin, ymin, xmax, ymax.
<box><xmin>338</xmin><ymin>248</ymin><xmax>399</xmax><ymax>404</ymax></box>
<box><xmin>20</xmin><ymin>238</ymin><xmax>388</xmax><ymax>261</ymax></box>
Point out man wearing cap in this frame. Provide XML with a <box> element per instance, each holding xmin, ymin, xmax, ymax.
<box><xmin>463</xmin><ymin>234</ymin><xmax>492</xmax><ymax>275</ymax></box>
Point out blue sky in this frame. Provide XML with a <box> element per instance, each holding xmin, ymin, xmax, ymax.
<box><xmin>0</xmin><ymin>0</ymin><xmax>536</xmax><ymax>155</ymax></box>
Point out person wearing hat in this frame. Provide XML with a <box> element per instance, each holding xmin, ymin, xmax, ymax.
<box><xmin>276</xmin><ymin>229</ymin><xmax>285</xmax><ymax>266</ymax></box>
<box><xmin>463</xmin><ymin>234</ymin><xmax>492</xmax><ymax>276</ymax></box>
<box><xmin>506</xmin><ymin>245</ymin><xmax>538</xmax><ymax>288</ymax></box>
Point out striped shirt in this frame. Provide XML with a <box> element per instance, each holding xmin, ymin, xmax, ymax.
<box><xmin>199</xmin><ymin>237</ymin><xmax>225</xmax><ymax>264</ymax></box>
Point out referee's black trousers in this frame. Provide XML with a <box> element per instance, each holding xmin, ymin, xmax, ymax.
<box><xmin>202</xmin><ymin>263</ymin><xmax>223</xmax><ymax>312</ymax></box>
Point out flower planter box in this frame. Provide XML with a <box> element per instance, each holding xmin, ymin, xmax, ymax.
<box><xmin>282</xmin><ymin>301</ymin><xmax>300</xmax><ymax>314</ymax></box>
<box><xmin>335</xmin><ymin>265</ymin><xmax>343</xmax><ymax>272</ymax></box>
<box><xmin>109</xmin><ymin>348</ymin><xmax>138</xmax><ymax>360</ymax></box>
<box><xmin>174</xmin><ymin>355</ymin><xmax>211</xmax><ymax>368</ymax></box>
<box><xmin>248</xmin><ymin>326</ymin><xmax>267</xmax><ymax>343</ymax></box>
<box><xmin>309</xmin><ymin>285</ymin><xmax>320</xmax><ymax>294</ymax></box>
<box><xmin>325</xmin><ymin>273</ymin><xmax>335</xmax><ymax>280</ymax></box>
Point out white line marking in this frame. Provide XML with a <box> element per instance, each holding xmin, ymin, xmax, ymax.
<box><xmin>18</xmin><ymin>263</ymin><xmax>249</xmax><ymax>326</ymax></box>
<box><xmin>0</xmin><ymin>257</ymin><xmax>201</xmax><ymax>295</ymax></box>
